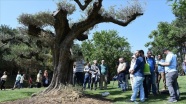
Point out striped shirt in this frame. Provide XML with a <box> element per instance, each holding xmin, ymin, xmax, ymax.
<box><xmin>75</xmin><ymin>60</ymin><xmax>84</xmax><ymax>72</ymax></box>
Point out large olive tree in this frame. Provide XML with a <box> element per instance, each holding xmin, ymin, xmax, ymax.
<box><xmin>18</xmin><ymin>0</ymin><xmax>143</xmax><ymax>93</ymax></box>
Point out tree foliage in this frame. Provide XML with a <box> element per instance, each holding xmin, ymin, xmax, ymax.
<box><xmin>146</xmin><ymin>1</ymin><xmax>186</xmax><ymax>72</ymax></box>
<box><xmin>0</xmin><ymin>25</ymin><xmax>52</xmax><ymax>74</ymax></box>
<box><xmin>81</xmin><ymin>30</ymin><xmax>132</xmax><ymax>76</ymax></box>
<box><xmin>169</xmin><ymin>0</ymin><xmax>186</xmax><ymax>18</ymax></box>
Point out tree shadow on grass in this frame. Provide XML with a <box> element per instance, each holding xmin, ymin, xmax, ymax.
<box><xmin>106</xmin><ymin>87</ymin><xmax>117</xmax><ymax>90</ymax></box>
<box><xmin>83</xmin><ymin>93</ymin><xmax>114</xmax><ymax>103</ymax></box>
<box><xmin>179</xmin><ymin>92</ymin><xmax>186</xmax><ymax>101</ymax></box>
<box><xmin>106</xmin><ymin>90</ymin><xmax>123</xmax><ymax>95</ymax></box>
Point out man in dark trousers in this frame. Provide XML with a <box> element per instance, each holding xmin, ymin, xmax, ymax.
<box><xmin>158</xmin><ymin>49</ymin><xmax>180</xmax><ymax>103</ymax></box>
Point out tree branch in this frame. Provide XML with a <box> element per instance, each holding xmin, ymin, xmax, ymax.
<box><xmin>1</xmin><ymin>37</ymin><xmax>32</xmax><ymax>47</ymax></box>
<box><xmin>69</xmin><ymin>0</ymin><xmax>103</xmax><ymax>40</ymax></box>
<box><xmin>88</xmin><ymin>0</ymin><xmax>102</xmax><ymax>17</ymax></box>
<box><xmin>101</xmin><ymin>12</ymin><xmax>143</xmax><ymax>26</ymax></box>
<box><xmin>74</xmin><ymin>0</ymin><xmax>92</xmax><ymax>11</ymax></box>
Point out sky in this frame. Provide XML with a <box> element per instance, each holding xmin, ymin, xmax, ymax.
<box><xmin>0</xmin><ymin>0</ymin><xmax>175</xmax><ymax>54</ymax></box>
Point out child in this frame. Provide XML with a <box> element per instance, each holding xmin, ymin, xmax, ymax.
<box><xmin>28</xmin><ymin>75</ymin><xmax>33</xmax><ymax>88</ymax></box>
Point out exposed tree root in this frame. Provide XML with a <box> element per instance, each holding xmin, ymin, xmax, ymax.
<box><xmin>2</xmin><ymin>85</ymin><xmax>112</xmax><ymax>104</ymax></box>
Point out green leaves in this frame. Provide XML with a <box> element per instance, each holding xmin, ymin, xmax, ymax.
<box><xmin>170</xmin><ymin>0</ymin><xmax>186</xmax><ymax>18</ymax></box>
<box><xmin>0</xmin><ymin>25</ymin><xmax>52</xmax><ymax>71</ymax></box>
<box><xmin>81</xmin><ymin>30</ymin><xmax>131</xmax><ymax>76</ymax></box>
<box><xmin>18</xmin><ymin>11</ymin><xmax>54</xmax><ymax>27</ymax></box>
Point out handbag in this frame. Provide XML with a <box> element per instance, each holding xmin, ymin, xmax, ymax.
<box><xmin>144</xmin><ymin>57</ymin><xmax>151</xmax><ymax>75</ymax></box>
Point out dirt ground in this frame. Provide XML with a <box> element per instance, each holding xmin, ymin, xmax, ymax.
<box><xmin>1</xmin><ymin>89</ymin><xmax>113</xmax><ymax>104</ymax></box>
<box><xmin>1</xmin><ymin>95</ymin><xmax>113</xmax><ymax>104</ymax></box>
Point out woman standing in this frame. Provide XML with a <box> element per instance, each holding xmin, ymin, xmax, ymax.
<box><xmin>43</xmin><ymin>70</ymin><xmax>49</xmax><ymax>87</ymax></box>
<box><xmin>36</xmin><ymin>70</ymin><xmax>42</xmax><ymax>88</ymax></box>
<box><xmin>1</xmin><ymin>71</ymin><xmax>8</xmax><ymax>90</ymax></box>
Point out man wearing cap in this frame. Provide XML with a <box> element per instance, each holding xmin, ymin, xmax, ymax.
<box><xmin>158</xmin><ymin>49</ymin><xmax>180</xmax><ymax>103</ymax></box>
<box><xmin>129</xmin><ymin>54</ymin><xmax>136</xmax><ymax>90</ymax></box>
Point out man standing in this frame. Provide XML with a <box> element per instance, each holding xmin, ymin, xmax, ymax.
<box><xmin>129</xmin><ymin>50</ymin><xmax>145</xmax><ymax>102</ymax></box>
<box><xmin>129</xmin><ymin>55</ymin><xmax>136</xmax><ymax>90</ymax></box>
<box><xmin>158</xmin><ymin>49</ymin><xmax>180</xmax><ymax>103</ymax></box>
<box><xmin>100</xmin><ymin>60</ymin><xmax>108</xmax><ymax>90</ymax></box>
<box><xmin>146</xmin><ymin>51</ymin><xmax>157</xmax><ymax>95</ymax></box>
<box><xmin>75</xmin><ymin>52</ymin><xmax>85</xmax><ymax>86</ymax></box>
<box><xmin>117</xmin><ymin>57</ymin><xmax>127</xmax><ymax>91</ymax></box>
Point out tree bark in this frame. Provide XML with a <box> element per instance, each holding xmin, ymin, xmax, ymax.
<box><xmin>43</xmin><ymin>43</ymin><xmax>74</xmax><ymax>93</ymax></box>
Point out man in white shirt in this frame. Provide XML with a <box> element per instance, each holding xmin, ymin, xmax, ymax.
<box><xmin>117</xmin><ymin>57</ymin><xmax>127</xmax><ymax>91</ymax></box>
<box><xmin>129</xmin><ymin>55</ymin><xmax>136</xmax><ymax>90</ymax></box>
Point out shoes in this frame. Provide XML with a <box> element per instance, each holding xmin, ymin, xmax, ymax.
<box><xmin>168</xmin><ymin>99</ymin><xmax>177</xmax><ymax>103</ymax></box>
<box><xmin>140</xmin><ymin>100</ymin><xmax>145</xmax><ymax>102</ymax></box>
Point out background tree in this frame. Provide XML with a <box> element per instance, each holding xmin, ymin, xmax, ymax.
<box><xmin>0</xmin><ymin>25</ymin><xmax>52</xmax><ymax>76</ymax></box>
<box><xmin>170</xmin><ymin>0</ymin><xmax>186</xmax><ymax>17</ymax></box>
<box><xmin>81</xmin><ymin>30</ymin><xmax>132</xmax><ymax>78</ymax></box>
<box><xmin>18</xmin><ymin>0</ymin><xmax>143</xmax><ymax>94</ymax></box>
<box><xmin>145</xmin><ymin>0</ymin><xmax>186</xmax><ymax>72</ymax></box>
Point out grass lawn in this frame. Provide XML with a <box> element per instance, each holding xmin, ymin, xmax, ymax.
<box><xmin>84</xmin><ymin>75</ymin><xmax>186</xmax><ymax>104</ymax></box>
<box><xmin>0</xmin><ymin>76</ymin><xmax>186</xmax><ymax>104</ymax></box>
<box><xmin>0</xmin><ymin>88</ymin><xmax>45</xmax><ymax>103</ymax></box>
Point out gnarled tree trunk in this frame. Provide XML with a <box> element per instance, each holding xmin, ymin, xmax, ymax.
<box><xmin>38</xmin><ymin>0</ymin><xmax>143</xmax><ymax>94</ymax></box>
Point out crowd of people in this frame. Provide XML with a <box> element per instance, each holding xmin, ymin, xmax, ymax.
<box><xmin>73</xmin><ymin>49</ymin><xmax>183</xmax><ymax>103</ymax></box>
<box><xmin>0</xmin><ymin>69</ymin><xmax>50</xmax><ymax>90</ymax></box>
<box><xmin>127</xmin><ymin>49</ymin><xmax>181</xmax><ymax>103</ymax></box>
<box><xmin>0</xmin><ymin>48</ymin><xmax>185</xmax><ymax>103</ymax></box>
<box><xmin>73</xmin><ymin>59</ymin><xmax>109</xmax><ymax>90</ymax></box>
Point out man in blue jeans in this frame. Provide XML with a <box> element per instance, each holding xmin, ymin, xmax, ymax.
<box><xmin>146</xmin><ymin>51</ymin><xmax>157</xmax><ymax>95</ymax></box>
<box><xmin>128</xmin><ymin>50</ymin><xmax>145</xmax><ymax>102</ymax></box>
<box><xmin>158</xmin><ymin>48</ymin><xmax>180</xmax><ymax>103</ymax></box>
<box><xmin>83</xmin><ymin>62</ymin><xmax>91</xmax><ymax>90</ymax></box>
